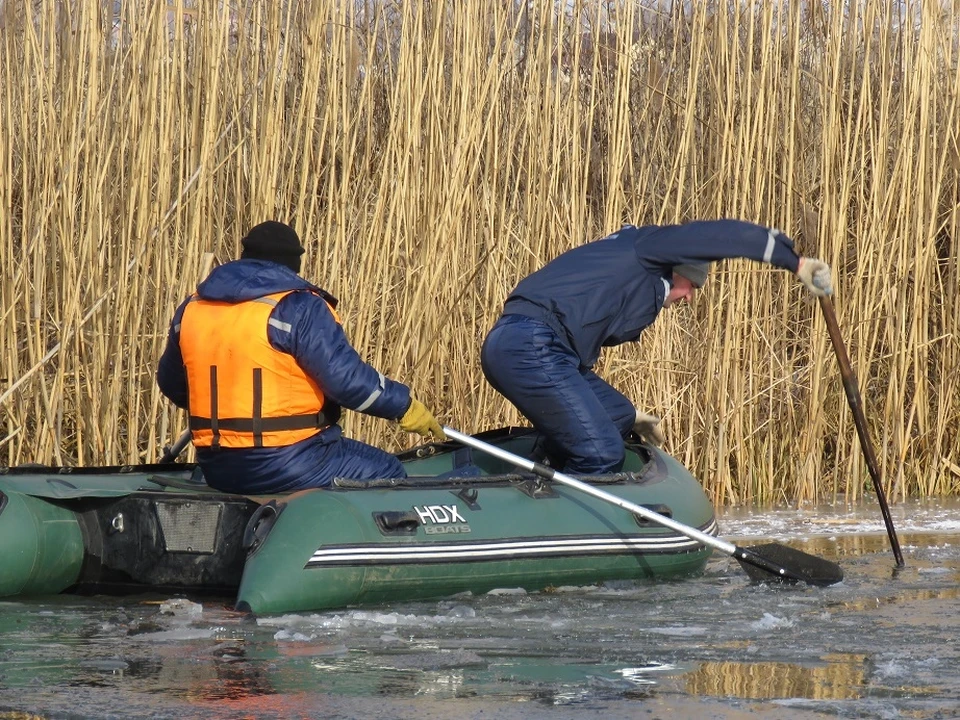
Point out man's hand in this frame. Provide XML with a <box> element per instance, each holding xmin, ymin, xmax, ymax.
<box><xmin>633</xmin><ymin>410</ymin><xmax>665</xmax><ymax>447</ymax></box>
<box><xmin>399</xmin><ymin>398</ymin><xmax>446</xmax><ymax>440</ymax></box>
<box><xmin>797</xmin><ymin>257</ymin><xmax>833</xmax><ymax>296</ymax></box>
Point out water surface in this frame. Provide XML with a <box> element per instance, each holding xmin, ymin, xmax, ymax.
<box><xmin>1</xmin><ymin>499</ymin><xmax>957</xmax><ymax>719</ymax></box>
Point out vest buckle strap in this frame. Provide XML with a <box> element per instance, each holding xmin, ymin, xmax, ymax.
<box><xmin>189</xmin><ymin>410</ymin><xmax>330</xmax><ymax>434</ymax></box>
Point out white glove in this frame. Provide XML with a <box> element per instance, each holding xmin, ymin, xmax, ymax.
<box><xmin>633</xmin><ymin>410</ymin><xmax>665</xmax><ymax>447</ymax></box>
<box><xmin>797</xmin><ymin>257</ymin><xmax>833</xmax><ymax>297</ymax></box>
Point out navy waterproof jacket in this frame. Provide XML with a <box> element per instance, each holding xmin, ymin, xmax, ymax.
<box><xmin>501</xmin><ymin>219</ymin><xmax>802</xmax><ymax>368</ymax></box>
<box><xmin>157</xmin><ymin>260</ymin><xmax>411</xmax><ymax>486</ymax></box>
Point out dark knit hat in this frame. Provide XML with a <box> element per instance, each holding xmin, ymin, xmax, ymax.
<box><xmin>673</xmin><ymin>262</ymin><xmax>710</xmax><ymax>288</ymax></box>
<box><xmin>240</xmin><ymin>221</ymin><xmax>305</xmax><ymax>273</ymax></box>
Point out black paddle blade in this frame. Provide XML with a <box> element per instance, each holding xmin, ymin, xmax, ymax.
<box><xmin>734</xmin><ymin>543</ymin><xmax>844</xmax><ymax>587</ymax></box>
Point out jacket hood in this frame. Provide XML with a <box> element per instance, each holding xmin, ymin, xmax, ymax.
<box><xmin>195</xmin><ymin>259</ymin><xmax>319</xmax><ymax>303</ymax></box>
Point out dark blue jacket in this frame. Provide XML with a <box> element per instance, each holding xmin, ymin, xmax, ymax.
<box><xmin>501</xmin><ymin>220</ymin><xmax>801</xmax><ymax>368</ymax></box>
<box><xmin>157</xmin><ymin>260</ymin><xmax>411</xmax><ymax>486</ymax></box>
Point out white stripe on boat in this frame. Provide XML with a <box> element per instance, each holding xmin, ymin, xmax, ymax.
<box><xmin>304</xmin><ymin>520</ymin><xmax>719</xmax><ymax>567</ymax></box>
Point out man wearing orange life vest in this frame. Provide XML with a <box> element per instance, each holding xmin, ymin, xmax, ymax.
<box><xmin>157</xmin><ymin>221</ymin><xmax>445</xmax><ymax>493</ymax></box>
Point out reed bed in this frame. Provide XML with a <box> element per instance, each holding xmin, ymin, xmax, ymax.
<box><xmin>1</xmin><ymin>0</ymin><xmax>958</xmax><ymax>505</ymax></box>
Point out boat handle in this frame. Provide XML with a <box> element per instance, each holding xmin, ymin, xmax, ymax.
<box><xmin>633</xmin><ymin>504</ymin><xmax>673</xmax><ymax>526</ymax></box>
<box><xmin>373</xmin><ymin>510</ymin><xmax>421</xmax><ymax>536</ymax></box>
<box><xmin>242</xmin><ymin>500</ymin><xmax>282</xmax><ymax>553</ymax></box>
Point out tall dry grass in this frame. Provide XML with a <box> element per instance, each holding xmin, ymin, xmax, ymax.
<box><xmin>1</xmin><ymin>0</ymin><xmax>958</xmax><ymax>505</ymax></box>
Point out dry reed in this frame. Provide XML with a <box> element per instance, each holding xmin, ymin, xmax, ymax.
<box><xmin>1</xmin><ymin>0</ymin><xmax>958</xmax><ymax>505</ymax></box>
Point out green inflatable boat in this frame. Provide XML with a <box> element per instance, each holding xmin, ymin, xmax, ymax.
<box><xmin>0</xmin><ymin>427</ymin><xmax>718</xmax><ymax>614</ymax></box>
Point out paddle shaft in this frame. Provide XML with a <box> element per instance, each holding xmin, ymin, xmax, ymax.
<box><xmin>442</xmin><ymin>427</ymin><xmax>737</xmax><ymax>555</ymax></box>
<box><xmin>819</xmin><ymin>297</ymin><xmax>904</xmax><ymax>566</ymax></box>
<box><xmin>160</xmin><ymin>429</ymin><xmax>191</xmax><ymax>464</ymax></box>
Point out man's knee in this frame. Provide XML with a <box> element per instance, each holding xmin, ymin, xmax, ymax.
<box><xmin>565</xmin><ymin>437</ymin><xmax>625</xmax><ymax>475</ymax></box>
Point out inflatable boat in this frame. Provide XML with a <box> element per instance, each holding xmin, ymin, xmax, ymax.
<box><xmin>0</xmin><ymin>427</ymin><xmax>718</xmax><ymax>614</ymax></box>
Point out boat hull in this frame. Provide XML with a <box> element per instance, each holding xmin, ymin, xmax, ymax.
<box><xmin>0</xmin><ymin>428</ymin><xmax>717</xmax><ymax>613</ymax></box>
<box><xmin>236</xmin><ymin>480</ymin><xmax>715</xmax><ymax>614</ymax></box>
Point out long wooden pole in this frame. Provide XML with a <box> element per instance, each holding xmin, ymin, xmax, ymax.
<box><xmin>819</xmin><ymin>297</ymin><xmax>904</xmax><ymax>567</ymax></box>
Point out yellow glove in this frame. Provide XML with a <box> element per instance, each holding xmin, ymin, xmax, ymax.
<box><xmin>398</xmin><ymin>398</ymin><xmax>446</xmax><ymax>441</ymax></box>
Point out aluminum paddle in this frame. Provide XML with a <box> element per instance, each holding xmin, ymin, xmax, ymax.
<box><xmin>443</xmin><ymin>426</ymin><xmax>844</xmax><ymax>587</ymax></box>
<box><xmin>159</xmin><ymin>429</ymin><xmax>192</xmax><ymax>464</ymax></box>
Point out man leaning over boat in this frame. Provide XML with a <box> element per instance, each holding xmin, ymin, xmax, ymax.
<box><xmin>480</xmin><ymin>219</ymin><xmax>833</xmax><ymax>476</ymax></box>
<box><xmin>156</xmin><ymin>221</ymin><xmax>445</xmax><ymax>493</ymax></box>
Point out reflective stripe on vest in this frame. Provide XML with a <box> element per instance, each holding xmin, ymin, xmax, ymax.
<box><xmin>179</xmin><ymin>290</ymin><xmax>340</xmax><ymax>449</ymax></box>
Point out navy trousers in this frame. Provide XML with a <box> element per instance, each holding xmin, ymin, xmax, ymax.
<box><xmin>481</xmin><ymin>314</ymin><xmax>636</xmax><ymax>474</ymax></box>
<box><xmin>197</xmin><ymin>425</ymin><xmax>405</xmax><ymax>493</ymax></box>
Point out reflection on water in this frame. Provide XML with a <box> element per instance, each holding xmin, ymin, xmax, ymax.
<box><xmin>684</xmin><ymin>656</ymin><xmax>867</xmax><ymax>700</ymax></box>
<box><xmin>161</xmin><ymin>646</ymin><xmax>277</xmax><ymax>704</ymax></box>
<box><xmin>828</xmin><ymin>585</ymin><xmax>960</xmax><ymax>613</ymax></box>
<box><xmin>827</xmin><ymin>530</ymin><xmax>960</xmax><ymax>559</ymax></box>
<box><xmin>0</xmin><ymin>501</ymin><xmax>958</xmax><ymax>719</ymax></box>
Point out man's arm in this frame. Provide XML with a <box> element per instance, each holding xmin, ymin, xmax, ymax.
<box><xmin>633</xmin><ymin>219</ymin><xmax>802</xmax><ymax>272</ymax></box>
<box><xmin>269</xmin><ymin>292</ymin><xmax>412</xmax><ymax>420</ymax></box>
<box><xmin>156</xmin><ymin>300</ymin><xmax>190</xmax><ymax>409</ymax></box>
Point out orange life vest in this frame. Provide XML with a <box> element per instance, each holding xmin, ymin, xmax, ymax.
<box><xmin>179</xmin><ymin>290</ymin><xmax>339</xmax><ymax>449</ymax></box>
